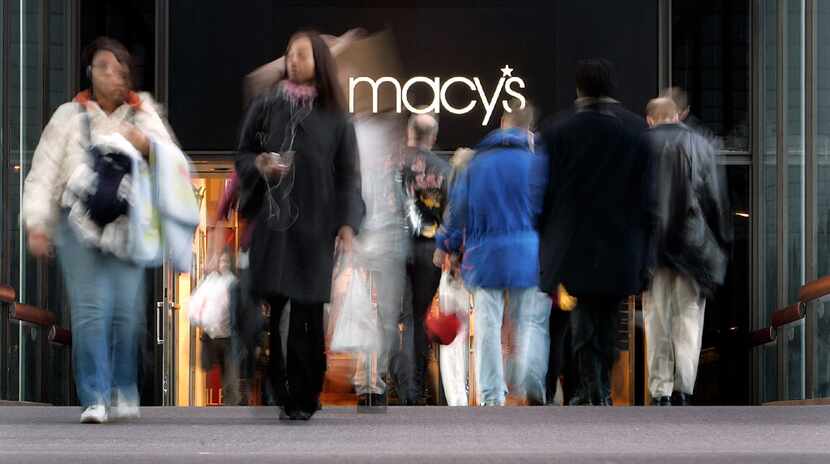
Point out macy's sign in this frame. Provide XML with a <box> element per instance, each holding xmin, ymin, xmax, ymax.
<box><xmin>349</xmin><ymin>65</ymin><xmax>527</xmax><ymax>126</ymax></box>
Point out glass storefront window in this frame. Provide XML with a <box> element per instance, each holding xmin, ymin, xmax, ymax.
<box><xmin>3</xmin><ymin>0</ymin><xmax>72</xmax><ymax>403</ymax></box>
<box><xmin>786</xmin><ymin>0</ymin><xmax>805</xmax><ymax>302</ymax></box>
<box><xmin>759</xmin><ymin>0</ymin><xmax>779</xmax><ymax>403</ymax></box>
<box><xmin>7</xmin><ymin>0</ymin><xmax>46</xmax><ymax>403</ymax></box>
<box><xmin>786</xmin><ymin>0</ymin><xmax>807</xmax><ymax>401</ymax></box>
<box><xmin>813</xmin><ymin>1</ymin><xmax>830</xmax><ymax>399</ymax></box>
<box><xmin>784</xmin><ymin>321</ymin><xmax>805</xmax><ymax>400</ymax></box>
<box><xmin>672</xmin><ymin>0</ymin><xmax>751</xmax><ymax>152</ymax></box>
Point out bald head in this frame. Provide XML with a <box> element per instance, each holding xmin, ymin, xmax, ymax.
<box><xmin>407</xmin><ymin>113</ymin><xmax>439</xmax><ymax>149</ymax></box>
<box><xmin>646</xmin><ymin>97</ymin><xmax>680</xmax><ymax>128</ymax></box>
<box><xmin>501</xmin><ymin>98</ymin><xmax>535</xmax><ymax>130</ymax></box>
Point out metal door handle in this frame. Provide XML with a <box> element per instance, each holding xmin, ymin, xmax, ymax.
<box><xmin>156</xmin><ymin>301</ymin><xmax>165</xmax><ymax>345</ymax></box>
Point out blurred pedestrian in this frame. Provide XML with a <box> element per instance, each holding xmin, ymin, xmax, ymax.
<box><xmin>399</xmin><ymin>111</ymin><xmax>450</xmax><ymax>404</ymax></box>
<box><xmin>235</xmin><ymin>30</ymin><xmax>364</xmax><ymax>420</ymax></box>
<box><xmin>436</xmin><ymin>99</ymin><xmax>550</xmax><ymax>406</ymax></box>
<box><xmin>642</xmin><ymin>96</ymin><xmax>731</xmax><ymax>406</ymax></box>
<box><xmin>538</xmin><ymin>58</ymin><xmax>658</xmax><ymax>406</ymax></box>
<box><xmin>22</xmin><ymin>37</ymin><xmax>183</xmax><ymax>423</ymax></box>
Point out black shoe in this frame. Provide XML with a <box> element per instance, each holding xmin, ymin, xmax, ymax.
<box><xmin>358</xmin><ymin>393</ymin><xmax>387</xmax><ymax>413</ymax></box>
<box><xmin>652</xmin><ymin>396</ymin><xmax>672</xmax><ymax>406</ymax></box>
<box><xmin>671</xmin><ymin>392</ymin><xmax>691</xmax><ymax>406</ymax></box>
<box><xmin>295</xmin><ymin>410</ymin><xmax>312</xmax><ymax>421</ymax></box>
<box><xmin>568</xmin><ymin>386</ymin><xmax>592</xmax><ymax>406</ymax></box>
<box><xmin>527</xmin><ymin>396</ymin><xmax>546</xmax><ymax>406</ymax></box>
<box><xmin>279</xmin><ymin>407</ymin><xmax>297</xmax><ymax>420</ymax></box>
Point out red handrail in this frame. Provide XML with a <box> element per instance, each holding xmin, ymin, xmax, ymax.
<box><xmin>10</xmin><ymin>303</ymin><xmax>57</xmax><ymax>327</ymax></box>
<box><xmin>0</xmin><ymin>284</ymin><xmax>16</xmax><ymax>303</ymax></box>
<box><xmin>799</xmin><ymin>276</ymin><xmax>830</xmax><ymax>303</ymax></box>
<box><xmin>770</xmin><ymin>303</ymin><xmax>806</xmax><ymax>328</ymax></box>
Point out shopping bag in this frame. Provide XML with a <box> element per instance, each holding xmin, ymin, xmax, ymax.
<box><xmin>189</xmin><ymin>272</ymin><xmax>236</xmax><ymax>339</ymax></box>
<box><xmin>329</xmin><ymin>263</ymin><xmax>380</xmax><ymax>353</ymax></box>
<box><xmin>434</xmin><ymin>270</ymin><xmax>470</xmax><ymax>405</ymax></box>
<box><xmin>439</xmin><ymin>317</ymin><xmax>469</xmax><ymax>406</ymax></box>
<box><xmin>438</xmin><ymin>270</ymin><xmax>469</xmax><ymax>316</ymax></box>
<box><xmin>427</xmin><ymin>271</ymin><xmax>468</xmax><ymax>345</ymax></box>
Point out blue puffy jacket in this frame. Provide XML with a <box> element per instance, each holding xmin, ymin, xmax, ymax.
<box><xmin>436</xmin><ymin>128</ymin><xmax>548</xmax><ymax>289</ymax></box>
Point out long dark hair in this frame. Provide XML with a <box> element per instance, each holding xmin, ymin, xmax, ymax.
<box><xmin>286</xmin><ymin>30</ymin><xmax>344</xmax><ymax>112</ymax></box>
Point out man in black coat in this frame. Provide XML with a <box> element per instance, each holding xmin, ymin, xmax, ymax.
<box><xmin>539</xmin><ymin>59</ymin><xmax>658</xmax><ymax>406</ymax></box>
<box><xmin>642</xmin><ymin>96</ymin><xmax>732</xmax><ymax>406</ymax></box>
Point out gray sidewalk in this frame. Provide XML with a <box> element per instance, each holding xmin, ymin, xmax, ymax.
<box><xmin>1</xmin><ymin>405</ymin><xmax>828</xmax><ymax>463</ymax></box>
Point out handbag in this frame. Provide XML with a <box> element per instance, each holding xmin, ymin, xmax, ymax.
<box><xmin>81</xmin><ymin>107</ymin><xmax>136</xmax><ymax>227</ymax></box>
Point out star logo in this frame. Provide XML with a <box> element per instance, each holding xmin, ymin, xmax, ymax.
<box><xmin>500</xmin><ymin>65</ymin><xmax>514</xmax><ymax>77</ymax></box>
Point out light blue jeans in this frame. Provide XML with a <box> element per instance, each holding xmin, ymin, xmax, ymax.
<box><xmin>57</xmin><ymin>219</ymin><xmax>145</xmax><ymax>407</ymax></box>
<box><xmin>473</xmin><ymin>287</ymin><xmax>551</xmax><ymax>405</ymax></box>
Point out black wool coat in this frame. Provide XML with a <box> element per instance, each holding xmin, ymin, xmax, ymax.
<box><xmin>236</xmin><ymin>95</ymin><xmax>365</xmax><ymax>303</ymax></box>
<box><xmin>539</xmin><ymin>102</ymin><xmax>658</xmax><ymax>300</ymax></box>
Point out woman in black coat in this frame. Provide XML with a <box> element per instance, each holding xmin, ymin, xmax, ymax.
<box><xmin>235</xmin><ymin>30</ymin><xmax>364</xmax><ymax>420</ymax></box>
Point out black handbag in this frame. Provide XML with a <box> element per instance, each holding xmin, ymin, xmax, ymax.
<box><xmin>81</xmin><ymin>108</ymin><xmax>136</xmax><ymax>227</ymax></box>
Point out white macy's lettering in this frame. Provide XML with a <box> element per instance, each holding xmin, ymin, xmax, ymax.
<box><xmin>349</xmin><ymin>65</ymin><xmax>526</xmax><ymax>126</ymax></box>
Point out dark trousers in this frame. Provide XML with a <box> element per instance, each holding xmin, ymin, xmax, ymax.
<box><xmin>546</xmin><ymin>307</ymin><xmax>572</xmax><ymax>402</ymax></box>
<box><xmin>570</xmin><ymin>297</ymin><xmax>621</xmax><ymax>405</ymax></box>
<box><xmin>200</xmin><ymin>335</ymin><xmax>240</xmax><ymax>405</ymax></box>
<box><xmin>266</xmin><ymin>295</ymin><xmax>326</xmax><ymax>413</ymax></box>
<box><xmin>402</xmin><ymin>238</ymin><xmax>442</xmax><ymax>402</ymax></box>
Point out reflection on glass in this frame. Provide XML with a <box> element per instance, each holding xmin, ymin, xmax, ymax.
<box><xmin>47</xmin><ymin>344</ymin><xmax>71</xmax><ymax>405</ymax></box>
<box><xmin>7</xmin><ymin>321</ymin><xmax>20</xmax><ymax>401</ymax></box>
<box><xmin>21</xmin><ymin>325</ymin><xmax>43</xmax><ymax>402</ymax></box>
<box><xmin>671</xmin><ymin>0</ymin><xmax>751</xmax><ymax>151</ymax></box>
<box><xmin>760</xmin><ymin>0</ymin><xmax>779</xmax><ymax>402</ymax></box>
<box><xmin>815</xmin><ymin>301</ymin><xmax>830</xmax><ymax>397</ymax></box>
<box><xmin>762</xmin><ymin>0</ymin><xmax>779</xmax><ymax>322</ymax></box>
<box><xmin>784</xmin><ymin>322</ymin><xmax>805</xmax><ymax>400</ymax></box>
<box><xmin>814</xmin><ymin>0</ymin><xmax>830</xmax><ymax>401</ymax></box>
<box><xmin>762</xmin><ymin>343</ymin><xmax>778</xmax><ymax>402</ymax></box>
<box><xmin>786</xmin><ymin>0</ymin><xmax>805</xmax><ymax>302</ymax></box>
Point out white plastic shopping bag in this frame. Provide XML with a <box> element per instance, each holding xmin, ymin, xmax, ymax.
<box><xmin>438</xmin><ymin>270</ymin><xmax>469</xmax><ymax>316</ymax></box>
<box><xmin>438</xmin><ymin>270</ymin><xmax>470</xmax><ymax>406</ymax></box>
<box><xmin>188</xmin><ymin>272</ymin><xmax>236</xmax><ymax>339</ymax></box>
<box><xmin>329</xmin><ymin>257</ymin><xmax>380</xmax><ymax>353</ymax></box>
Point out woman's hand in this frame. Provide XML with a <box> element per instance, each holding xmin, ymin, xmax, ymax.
<box><xmin>255</xmin><ymin>152</ymin><xmax>288</xmax><ymax>178</ymax></box>
<box><xmin>433</xmin><ymin>248</ymin><xmax>446</xmax><ymax>268</ymax></box>
<box><xmin>28</xmin><ymin>228</ymin><xmax>52</xmax><ymax>259</ymax></box>
<box><xmin>449</xmin><ymin>254</ymin><xmax>462</xmax><ymax>279</ymax></box>
<box><xmin>336</xmin><ymin>225</ymin><xmax>355</xmax><ymax>253</ymax></box>
<box><xmin>120</xmin><ymin>122</ymin><xmax>150</xmax><ymax>157</ymax></box>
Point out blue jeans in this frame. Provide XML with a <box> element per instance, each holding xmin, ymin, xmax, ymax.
<box><xmin>473</xmin><ymin>287</ymin><xmax>551</xmax><ymax>405</ymax></box>
<box><xmin>57</xmin><ymin>220</ymin><xmax>145</xmax><ymax>407</ymax></box>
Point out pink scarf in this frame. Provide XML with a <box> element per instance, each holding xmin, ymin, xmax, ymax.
<box><xmin>278</xmin><ymin>80</ymin><xmax>317</xmax><ymax>109</ymax></box>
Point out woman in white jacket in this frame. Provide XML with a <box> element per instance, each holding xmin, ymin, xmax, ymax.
<box><xmin>22</xmin><ymin>37</ymin><xmax>174</xmax><ymax>423</ymax></box>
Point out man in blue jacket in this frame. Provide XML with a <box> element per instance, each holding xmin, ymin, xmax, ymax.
<box><xmin>436</xmin><ymin>99</ymin><xmax>551</xmax><ymax>406</ymax></box>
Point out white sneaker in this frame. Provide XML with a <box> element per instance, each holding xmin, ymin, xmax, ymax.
<box><xmin>111</xmin><ymin>391</ymin><xmax>140</xmax><ymax>420</ymax></box>
<box><xmin>111</xmin><ymin>402</ymin><xmax>140</xmax><ymax>420</ymax></box>
<box><xmin>80</xmin><ymin>405</ymin><xmax>108</xmax><ymax>424</ymax></box>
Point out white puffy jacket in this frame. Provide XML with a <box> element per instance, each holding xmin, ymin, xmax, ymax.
<box><xmin>22</xmin><ymin>90</ymin><xmax>174</xmax><ymax>239</ymax></box>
